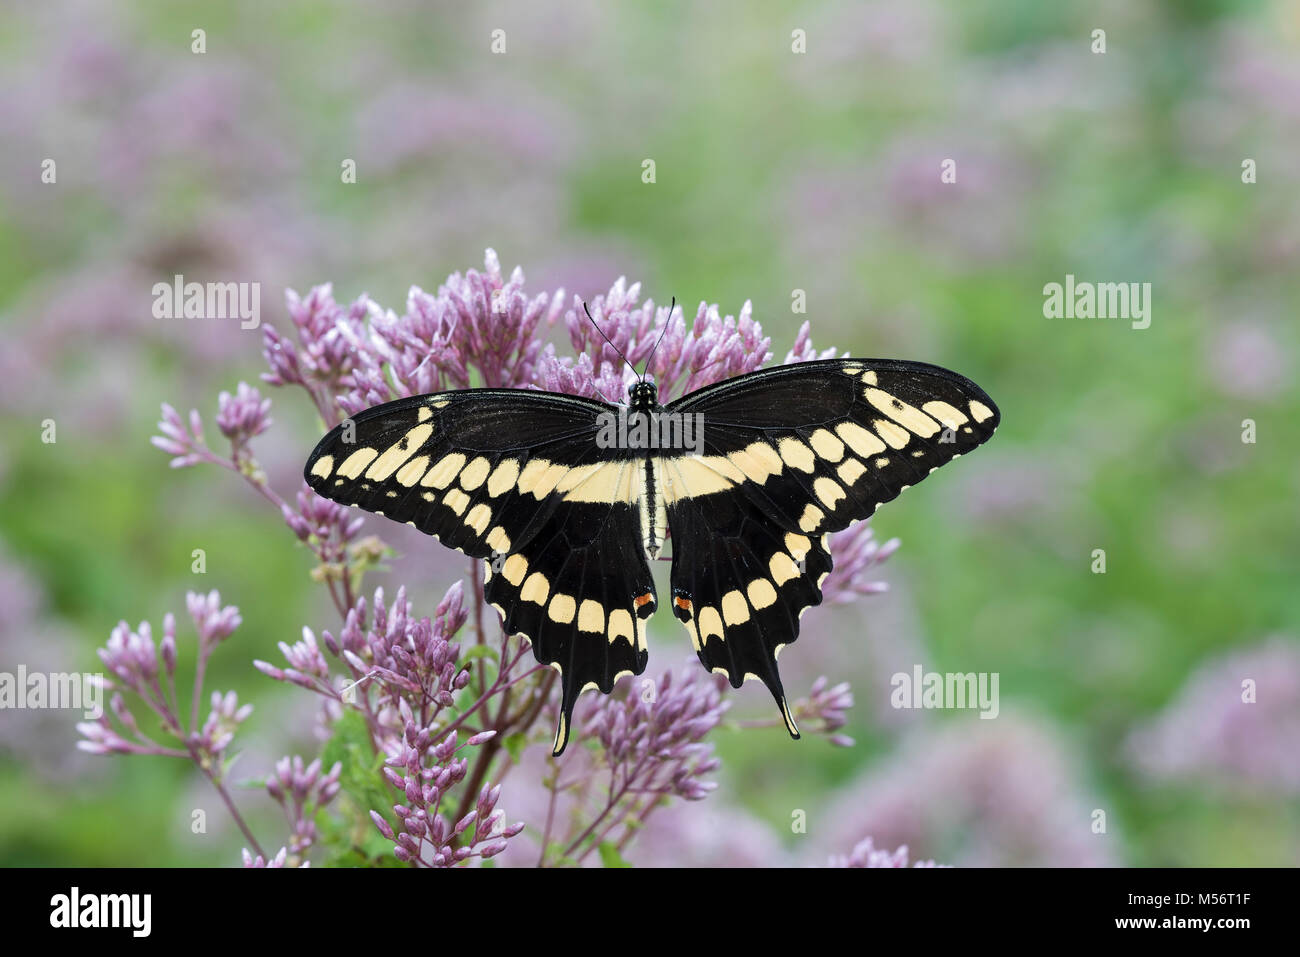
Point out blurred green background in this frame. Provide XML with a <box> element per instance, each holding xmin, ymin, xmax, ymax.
<box><xmin>1</xmin><ymin>0</ymin><xmax>1297</xmax><ymax>866</ymax></box>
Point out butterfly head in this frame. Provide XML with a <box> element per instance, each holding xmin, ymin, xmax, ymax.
<box><xmin>628</xmin><ymin>380</ymin><xmax>659</xmax><ymax>410</ymax></box>
<box><xmin>583</xmin><ymin>296</ymin><xmax>674</xmax><ymax>409</ymax></box>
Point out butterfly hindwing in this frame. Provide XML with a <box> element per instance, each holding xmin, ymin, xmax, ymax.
<box><xmin>662</xmin><ymin>481</ymin><xmax>826</xmax><ymax>735</ymax></box>
<box><xmin>482</xmin><ymin>478</ymin><xmax>652</xmax><ymax>755</ymax></box>
<box><xmin>303</xmin><ymin>390</ymin><xmax>653</xmax><ymax>754</ymax></box>
<box><xmin>659</xmin><ymin>358</ymin><xmax>999</xmax><ymax>710</ymax></box>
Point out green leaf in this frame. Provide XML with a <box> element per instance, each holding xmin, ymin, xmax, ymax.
<box><xmin>502</xmin><ymin>732</ymin><xmax>529</xmax><ymax>764</ymax></box>
<box><xmin>598</xmin><ymin>841</ymin><xmax>632</xmax><ymax>868</ymax></box>
<box><xmin>460</xmin><ymin>644</ymin><xmax>500</xmax><ymax>664</ymax></box>
<box><xmin>316</xmin><ymin>709</ymin><xmax>400</xmax><ymax>867</ymax></box>
<box><xmin>539</xmin><ymin>840</ymin><xmax>579</xmax><ymax>868</ymax></box>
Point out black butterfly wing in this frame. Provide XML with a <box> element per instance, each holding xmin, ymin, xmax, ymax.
<box><xmin>659</xmin><ymin>358</ymin><xmax>1000</xmax><ymax>727</ymax></box>
<box><xmin>303</xmin><ymin>390</ymin><xmax>653</xmax><ymax>755</ymax></box>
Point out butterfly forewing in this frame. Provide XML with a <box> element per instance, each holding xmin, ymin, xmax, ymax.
<box><xmin>303</xmin><ymin>390</ymin><xmax>654</xmax><ymax>755</ymax></box>
<box><xmin>657</xmin><ymin>358</ymin><xmax>999</xmax><ymax>716</ymax></box>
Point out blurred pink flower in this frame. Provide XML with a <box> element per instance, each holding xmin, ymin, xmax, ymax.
<box><xmin>1205</xmin><ymin>320</ymin><xmax>1291</xmax><ymax>401</ymax></box>
<box><xmin>810</xmin><ymin>712</ymin><xmax>1117</xmax><ymax>867</ymax></box>
<box><xmin>1126</xmin><ymin>636</ymin><xmax>1300</xmax><ymax>797</ymax></box>
<box><xmin>625</xmin><ymin>801</ymin><xmax>791</xmax><ymax>867</ymax></box>
<box><xmin>0</xmin><ymin>551</ymin><xmax>89</xmax><ymax>780</ymax></box>
<box><xmin>830</xmin><ymin>836</ymin><xmax>944</xmax><ymax>868</ymax></box>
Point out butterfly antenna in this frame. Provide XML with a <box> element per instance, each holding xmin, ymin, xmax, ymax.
<box><xmin>583</xmin><ymin>301</ymin><xmax>638</xmax><ymax>383</ymax></box>
<box><xmin>641</xmin><ymin>296</ymin><xmax>675</xmax><ymax>384</ymax></box>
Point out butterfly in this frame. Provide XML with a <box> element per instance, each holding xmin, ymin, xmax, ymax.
<box><xmin>304</xmin><ymin>347</ymin><xmax>999</xmax><ymax>755</ymax></box>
